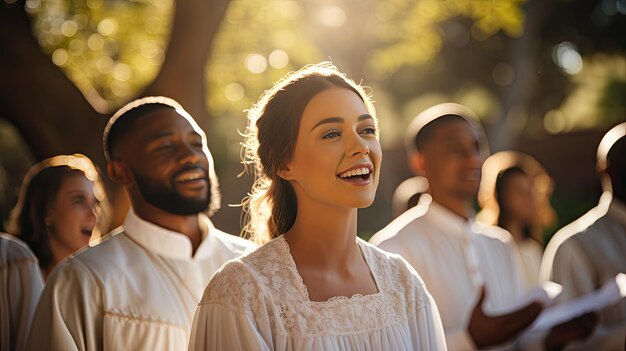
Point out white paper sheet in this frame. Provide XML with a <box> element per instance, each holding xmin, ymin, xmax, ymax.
<box><xmin>529</xmin><ymin>273</ymin><xmax>626</xmax><ymax>331</ymax></box>
<box><xmin>496</xmin><ymin>281</ymin><xmax>563</xmax><ymax>315</ymax></box>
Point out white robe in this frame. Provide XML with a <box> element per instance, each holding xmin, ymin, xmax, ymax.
<box><xmin>0</xmin><ymin>233</ymin><xmax>44</xmax><ymax>351</ymax></box>
<box><xmin>25</xmin><ymin>212</ymin><xmax>256</xmax><ymax>351</ymax></box>
<box><xmin>517</xmin><ymin>239</ymin><xmax>543</xmax><ymax>289</ymax></box>
<box><xmin>541</xmin><ymin>193</ymin><xmax>626</xmax><ymax>350</ymax></box>
<box><xmin>370</xmin><ymin>198</ymin><xmax>533</xmax><ymax>350</ymax></box>
<box><xmin>189</xmin><ymin>236</ymin><xmax>447</xmax><ymax>351</ymax></box>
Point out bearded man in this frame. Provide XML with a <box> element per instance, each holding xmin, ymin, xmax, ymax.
<box><xmin>26</xmin><ymin>97</ymin><xmax>256</xmax><ymax>351</ymax></box>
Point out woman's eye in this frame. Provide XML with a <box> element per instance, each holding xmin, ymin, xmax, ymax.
<box><xmin>360</xmin><ymin>127</ymin><xmax>377</xmax><ymax>135</ymax></box>
<box><xmin>323</xmin><ymin>130</ymin><xmax>341</xmax><ymax>139</ymax></box>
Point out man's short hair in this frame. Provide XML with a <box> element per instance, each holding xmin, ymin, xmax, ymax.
<box><xmin>103</xmin><ymin>96</ymin><xmax>186</xmax><ymax>162</ymax></box>
<box><xmin>405</xmin><ymin>102</ymin><xmax>487</xmax><ymax>154</ymax></box>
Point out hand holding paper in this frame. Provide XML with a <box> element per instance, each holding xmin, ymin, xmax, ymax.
<box><xmin>531</xmin><ymin>273</ymin><xmax>626</xmax><ymax>331</ymax></box>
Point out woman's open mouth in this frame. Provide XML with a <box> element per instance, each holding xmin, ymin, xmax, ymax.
<box><xmin>337</xmin><ymin>166</ymin><xmax>373</xmax><ymax>185</ymax></box>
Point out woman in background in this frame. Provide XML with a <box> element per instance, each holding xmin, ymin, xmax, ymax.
<box><xmin>8</xmin><ymin>154</ymin><xmax>109</xmax><ymax>278</ymax></box>
<box><xmin>189</xmin><ymin>63</ymin><xmax>446</xmax><ymax>350</ymax></box>
<box><xmin>477</xmin><ymin>151</ymin><xmax>556</xmax><ymax>288</ymax></box>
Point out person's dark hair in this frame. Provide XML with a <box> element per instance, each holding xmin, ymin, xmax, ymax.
<box><xmin>105</xmin><ymin>102</ymin><xmax>175</xmax><ymax>161</ymax></box>
<box><xmin>12</xmin><ymin>166</ymin><xmax>81</xmax><ymax>269</ymax></box>
<box><xmin>495</xmin><ymin>166</ymin><xmax>532</xmax><ymax>239</ymax></box>
<box><xmin>241</xmin><ymin>62</ymin><xmax>376</xmax><ymax>244</ymax></box>
<box><xmin>606</xmin><ymin>135</ymin><xmax>626</xmax><ymax>201</ymax></box>
<box><xmin>8</xmin><ymin>154</ymin><xmax>107</xmax><ymax>271</ymax></box>
<box><xmin>413</xmin><ymin>114</ymin><xmax>468</xmax><ymax>151</ymax></box>
<box><xmin>404</xmin><ymin>103</ymin><xmax>486</xmax><ymax>156</ymax></box>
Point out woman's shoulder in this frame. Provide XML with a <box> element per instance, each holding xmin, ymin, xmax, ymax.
<box><xmin>198</xmin><ymin>237</ymin><xmax>286</xmax><ymax>307</ymax></box>
<box><xmin>359</xmin><ymin>239</ymin><xmax>428</xmax><ymax>293</ymax></box>
<box><xmin>198</xmin><ymin>257</ymin><xmax>262</xmax><ymax>310</ymax></box>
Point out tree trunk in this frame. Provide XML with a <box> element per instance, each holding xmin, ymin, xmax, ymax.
<box><xmin>0</xmin><ymin>0</ymin><xmax>229</xmax><ymax>227</ymax></box>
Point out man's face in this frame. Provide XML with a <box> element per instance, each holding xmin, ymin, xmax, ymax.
<box><xmin>121</xmin><ymin>108</ymin><xmax>211</xmax><ymax>215</ymax></box>
<box><xmin>418</xmin><ymin>119</ymin><xmax>485</xmax><ymax>201</ymax></box>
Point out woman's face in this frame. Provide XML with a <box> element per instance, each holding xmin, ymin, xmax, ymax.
<box><xmin>501</xmin><ymin>172</ymin><xmax>536</xmax><ymax>223</ymax></box>
<box><xmin>282</xmin><ymin>87</ymin><xmax>382</xmax><ymax>209</ymax></box>
<box><xmin>45</xmin><ymin>173</ymin><xmax>99</xmax><ymax>263</ymax></box>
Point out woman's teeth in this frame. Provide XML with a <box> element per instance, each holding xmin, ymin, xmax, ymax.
<box><xmin>338</xmin><ymin>167</ymin><xmax>371</xmax><ymax>179</ymax></box>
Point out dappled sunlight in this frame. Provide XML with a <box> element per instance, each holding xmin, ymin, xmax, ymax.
<box><xmin>31</xmin><ymin>0</ymin><xmax>171</xmax><ymax>104</ymax></box>
<box><xmin>370</xmin><ymin>0</ymin><xmax>527</xmax><ymax>75</ymax></box>
<box><xmin>551</xmin><ymin>54</ymin><xmax>626</xmax><ymax>133</ymax></box>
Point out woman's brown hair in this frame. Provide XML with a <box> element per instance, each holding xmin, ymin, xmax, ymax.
<box><xmin>241</xmin><ymin>62</ymin><xmax>377</xmax><ymax>244</ymax></box>
<box><xmin>7</xmin><ymin>154</ymin><xmax>108</xmax><ymax>270</ymax></box>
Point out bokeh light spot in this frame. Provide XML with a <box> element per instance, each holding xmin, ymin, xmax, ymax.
<box><xmin>225</xmin><ymin>83</ymin><xmax>245</xmax><ymax>102</ymax></box>
<box><xmin>268</xmin><ymin>49</ymin><xmax>289</xmax><ymax>69</ymax></box>
<box><xmin>317</xmin><ymin>5</ymin><xmax>346</xmax><ymax>28</ymax></box>
<box><xmin>245</xmin><ymin>54</ymin><xmax>268</xmax><ymax>74</ymax></box>
<box><xmin>51</xmin><ymin>49</ymin><xmax>69</xmax><ymax>67</ymax></box>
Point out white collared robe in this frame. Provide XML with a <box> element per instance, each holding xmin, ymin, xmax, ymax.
<box><xmin>541</xmin><ymin>193</ymin><xmax>626</xmax><ymax>350</ymax></box>
<box><xmin>25</xmin><ymin>212</ymin><xmax>256</xmax><ymax>351</ymax></box>
<box><xmin>0</xmin><ymin>234</ymin><xmax>44</xmax><ymax>351</ymax></box>
<box><xmin>370</xmin><ymin>199</ymin><xmax>530</xmax><ymax>350</ymax></box>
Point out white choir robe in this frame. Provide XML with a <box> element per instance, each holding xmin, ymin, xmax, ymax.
<box><xmin>25</xmin><ymin>212</ymin><xmax>256</xmax><ymax>351</ymax></box>
<box><xmin>370</xmin><ymin>197</ymin><xmax>543</xmax><ymax>350</ymax></box>
<box><xmin>0</xmin><ymin>233</ymin><xmax>44</xmax><ymax>351</ymax></box>
<box><xmin>517</xmin><ymin>239</ymin><xmax>543</xmax><ymax>290</ymax></box>
<box><xmin>541</xmin><ymin>193</ymin><xmax>626</xmax><ymax>350</ymax></box>
<box><xmin>189</xmin><ymin>236</ymin><xmax>448</xmax><ymax>351</ymax></box>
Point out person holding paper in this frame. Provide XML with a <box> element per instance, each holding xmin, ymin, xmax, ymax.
<box><xmin>371</xmin><ymin>103</ymin><xmax>596</xmax><ymax>350</ymax></box>
<box><xmin>541</xmin><ymin>122</ymin><xmax>626</xmax><ymax>350</ymax></box>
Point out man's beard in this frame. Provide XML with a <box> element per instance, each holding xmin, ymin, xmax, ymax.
<box><xmin>133</xmin><ymin>166</ymin><xmax>211</xmax><ymax>216</ymax></box>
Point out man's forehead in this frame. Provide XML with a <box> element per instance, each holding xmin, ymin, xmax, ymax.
<box><xmin>432</xmin><ymin>118</ymin><xmax>480</xmax><ymax>141</ymax></box>
<box><xmin>135</xmin><ymin>108</ymin><xmax>202</xmax><ymax>137</ymax></box>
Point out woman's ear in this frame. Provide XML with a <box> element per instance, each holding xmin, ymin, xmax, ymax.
<box><xmin>107</xmin><ymin>161</ymin><xmax>134</xmax><ymax>186</ymax></box>
<box><xmin>277</xmin><ymin>162</ymin><xmax>295</xmax><ymax>180</ymax></box>
<box><xmin>44</xmin><ymin>210</ymin><xmax>55</xmax><ymax>227</ymax></box>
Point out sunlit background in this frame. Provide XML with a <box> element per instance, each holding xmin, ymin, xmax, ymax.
<box><xmin>1</xmin><ymin>0</ymin><xmax>625</xmax><ymax>241</ymax></box>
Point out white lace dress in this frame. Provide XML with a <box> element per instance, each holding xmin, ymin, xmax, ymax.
<box><xmin>189</xmin><ymin>236</ymin><xmax>447</xmax><ymax>350</ymax></box>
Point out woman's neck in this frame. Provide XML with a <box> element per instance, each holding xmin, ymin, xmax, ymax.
<box><xmin>284</xmin><ymin>200</ymin><xmax>360</xmax><ymax>269</ymax></box>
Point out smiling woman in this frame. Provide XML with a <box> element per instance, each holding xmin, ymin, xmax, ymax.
<box><xmin>7</xmin><ymin>154</ymin><xmax>108</xmax><ymax>278</ymax></box>
<box><xmin>188</xmin><ymin>63</ymin><xmax>447</xmax><ymax>351</ymax></box>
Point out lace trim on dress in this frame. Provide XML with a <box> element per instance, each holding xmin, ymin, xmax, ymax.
<box><xmin>277</xmin><ymin>236</ymin><xmax>382</xmax><ymax>304</ymax></box>
<box><xmin>204</xmin><ymin>236</ymin><xmax>428</xmax><ymax>336</ymax></box>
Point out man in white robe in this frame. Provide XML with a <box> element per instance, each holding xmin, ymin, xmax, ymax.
<box><xmin>371</xmin><ymin>103</ymin><xmax>596</xmax><ymax>350</ymax></box>
<box><xmin>541</xmin><ymin>122</ymin><xmax>626</xmax><ymax>350</ymax></box>
<box><xmin>26</xmin><ymin>97</ymin><xmax>256</xmax><ymax>351</ymax></box>
<box><xmin>0</xmin><ymin>233</ymin><xmax>44</xmax><ymax>351</ymax></box>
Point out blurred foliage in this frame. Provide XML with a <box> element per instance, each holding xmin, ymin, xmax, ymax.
<box><xmin>30</xmin><ymin>0</ymin><xmax>527</xmax><ymax>115</ymax></box>
<box><xmin>206</xmin><ymin>0</ymin><xmax>323</xmax><ymax>118</ymax></box>
<box><xmin>371</xmin><ymin>0</ymin><xmax>526</xmax><ymax>75</ymax></box>
<box><xmin>30</xmin><ymin>0</ymin><xmax>170</xmax><ymax>105</ymax></box>
<box><xmin>27</xmin><ymin>0</ymin><xmax>625</xmax><ymax>155</ymax></box>
<box><xmin>598</xmin><ymin>78</ymin><xmax>626</xmax><ymax>124</ymax></box>
<box><xmin>555</xmin><ymin>54</ymin><xmax>626</xmax><ymax>132</ymax></box>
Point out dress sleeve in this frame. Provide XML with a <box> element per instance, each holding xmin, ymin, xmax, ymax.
<box><xmin>25</xmin><ymin>259</ymin><xmax>104</xmax><ymax>351</ymax></box>
<box><xmin>6</xmin><ymin>255</ymin><xmax>43</xmax><ymax>351</ymax></box>
<box><xmin>444</xmin><ymin>328</ymin><xmax>476</xmax><ymax>350</ymax></box>
<box><xmin>188</xmin><ymin>303</ymin><xmax>271</xmax><ymax>351</ymax></box>
<box><xmin>421</xmin><ymin>289</ymin><xmax>450</xmax><ymax>350</ymax></box>
<box><xmin>188</xmin><ymin>261</ymin><xmax>272</xmax><ymax>351</ymax></box>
